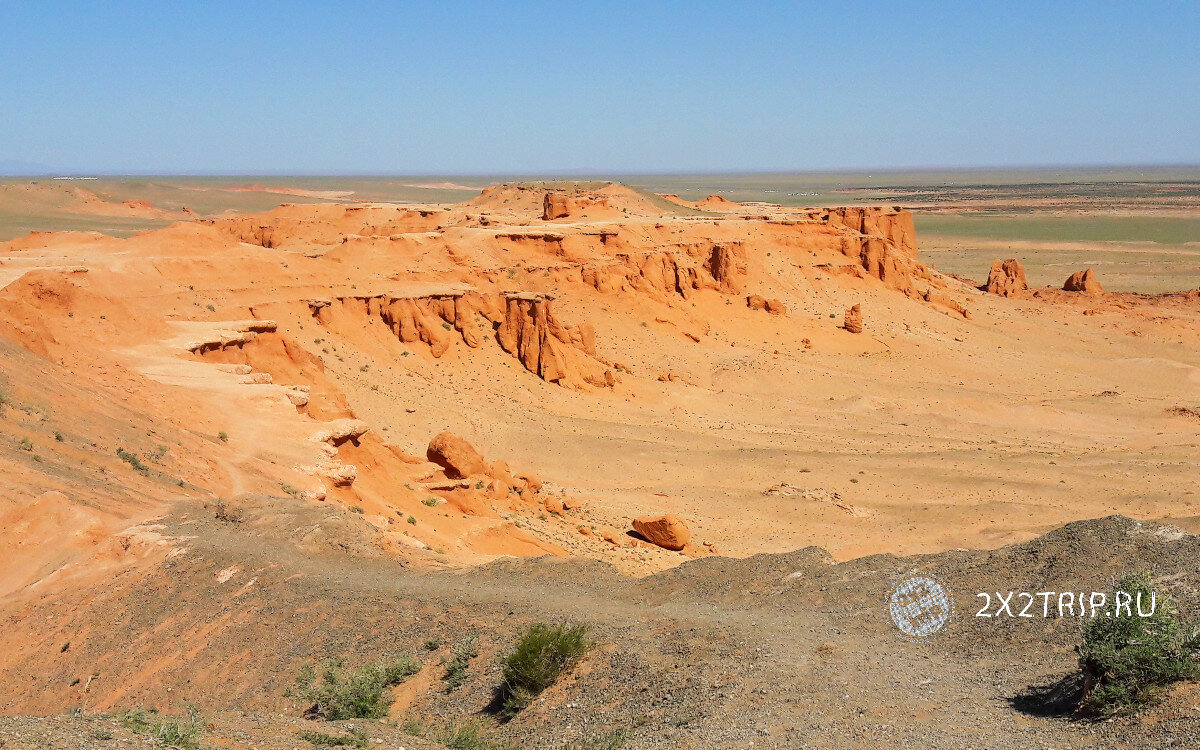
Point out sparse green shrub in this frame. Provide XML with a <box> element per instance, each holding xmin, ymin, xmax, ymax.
<box><xmin>498</xmin><ymin>622</ymin><xmax>590</xmax><ymax>716</ymax></box>
<box><xmin>475</xmin><ymin>480</ymin><xmax>486</xmax><ymax>490</ymax></box>
<box><xmin>422</xmin><ymin>497</ymin><xmax>439</xmax><ymax>507</ymax></box>
<box><xmin>1078</xmin><ymin>574</ymin><xmax>1200</xmax><ymax>717</ymax></box>
<box><xmin>406</xmin><ymin>717</ymin><xmax>519</xmax><ymax>750</ymax></box>
<box><xmin>120</xmin><ymin>705</ymin><xmax>204</xmax><ymax>750</ymax></box>
<box><xmin>91</xmin><ymin>727</ymin><xmax>114</xmax><ymax>741</ymax></box>
<box><xmin>19</xmin><ymin>437</ymin><xmax>33</xmax><ymax>451</ymax></box>
<box><xmin>290</xmin><ymin>656</ymin><xmax>420</xmax><ymax>720</ymax></box>
<box><xmin>299</xmin><ymin>728</ymin><xmax>369</xmax><ymax>748</ymax></box>
<box><xmin>442</xmin><ymin>635</ymin><xmax>479</xmax><ymax>691</ymax></box>
<box><xmin>54</xmin><ymin>431</ymin><xmax>65</xmax><ymax>442</ymax></box>
<box><xmin>218</xmin><ymin>431</ymin><xmax>229</xmax><ymax>442</ymax></box>
<box><xmin>116</xmin><ymin>447</ymin><xmax>149</xmax><ymax>473</ymax></box>
<box><xmin>424</xmin><ymin>637</ymin><xmax>443</xmax><ymax>651</ymax></box>
<box><xmin>407</xmin><ymin>515</ymin><xmax>417</xmax><ymax>525</ymax></box>
<box><xmin>281</xmin><ymin>483</ymin><xmax>300</xmax><ymax>497</ymax></box>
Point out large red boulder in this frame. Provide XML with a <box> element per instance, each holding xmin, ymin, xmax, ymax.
<box><xmin>426</xmin><ymin>431</ymin><xmax>486</xmax><ymax>478</ymax></box>
<box><xmin>632</xmin><ymin>513</ymin><xmax>690</xmax><ymax>551</ymax></box>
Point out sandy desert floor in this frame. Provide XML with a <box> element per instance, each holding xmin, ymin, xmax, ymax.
<box><xmin>0</xmin><ymin>177</ymin><xmax>1197</xmax><ymax>747</ymax></box>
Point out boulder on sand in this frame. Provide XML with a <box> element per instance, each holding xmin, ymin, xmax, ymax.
<box><xmin>426</xmin><ymin>431</ymin><xmax>486</xmax><ymax>478</ymax></box>
<box><xmin>985</xmin><ymin>258</ymin><xmax>1029</xmax><ymax>297</ymax></box>
<box><xmin>747</xmin><ymin>295</ymin><xmax>786</xmax><ymax>315</ymax></box>
<box><xmin>632</xmin><ymin>513</ymin><xmax>690</xmax><ymax>551</ymax></box>
<box><xmin>1063</xmin><ymin>268</ymin><xmax>1103</xmax><ymax>294</ymax></box>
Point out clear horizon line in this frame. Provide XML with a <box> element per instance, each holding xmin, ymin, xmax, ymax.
<box><xmin>4</xmin><ymin>160</ymin><xmax>1200</xmax><ymax>180</ymax></box>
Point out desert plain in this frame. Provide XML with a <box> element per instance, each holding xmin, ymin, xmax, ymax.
<box><xmin>0</xmin><ymin>170</ymin><xmax>1198</xmax><ymax>748</ymax></box>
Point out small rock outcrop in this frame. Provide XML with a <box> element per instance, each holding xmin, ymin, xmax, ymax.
<box><xmin>427</xmin><ymin>431</ymin><xmax>487</xmax><ymax>478</ymax></box>
<box><xmin>1064</xmin><ymin>268</ymin><xmax>1103</xmax><ymax>294</ymax></box>
<box><xmin>985</xmin><ymin>259</ymin><xmax>1029</xmax><ymax>297</ymax></box>
<box><xmin>747</xmin><ymin>295</ymin><xmax>786</xmax><ymax>315</ymax></box>
<box><xmin>844</xmin><ymin>304</ymin><xmax>863</xmax><ymax>334</ymax></box>
<box><xmin>543</xmin><ymin>191</ymin><xmax>573</xmax><ymax>220</ymax></box>
<box><xmin>706</xmin><ymin>243</ymin><xmax>745</xmax><ymax>294</ymax></box>
<box><xmin>311</xmin><ymin>419</ymin><xmax>369</xmax><ymax>445</ymax></box>
<box><xmin>632</xmin><ymin>513</ymin><xmax>690</xmax><ymax>551</ymax></box>
<box><xmin>496</xmin><ymin>293</ymin><xmax>615</xmax><ymax>389</ymax></box>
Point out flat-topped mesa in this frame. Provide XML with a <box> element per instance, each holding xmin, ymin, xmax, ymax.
<box><xmin>470</xmin><ymin>181</ymin><xmax>688</xmax><ymax>221</ymax></box>
<box><xmin>208</xmin><ymin>203</ymin><xmax>445</xmax><ymax>249</ymax></box>
<box><xmin>310</xmin><ymin>290</ymin><xmax>616</xmax><ymax>390</ymax></box>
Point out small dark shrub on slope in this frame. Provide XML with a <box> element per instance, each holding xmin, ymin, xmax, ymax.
<box><xmin>497</xmin><ymin>622</ymin><xmax>590</xmax><ymax>717</ymax></box>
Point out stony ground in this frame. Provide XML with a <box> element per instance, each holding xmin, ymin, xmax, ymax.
<box><xmin>0</xmin><ymin>504</ymin><xmax>1197</xmax><ymax>748</ymax></box>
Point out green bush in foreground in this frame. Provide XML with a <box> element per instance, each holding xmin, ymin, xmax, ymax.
<box><xmin>498</xmin><ymin>622</ymin><xmax>590</xmax><ymax>717</ymax></box>
<box><xmin>1078</xmin><ymin>574</ymin><xmax>1200</xmax><ymax>717</ymax></box>
<box><xmin>290</xmin><ymin>656</ymin><xmax>420</xmax><ymax>720</ymax></box>
<box><xmin>120</xmin><ymin>706</ymin><xmax>205</xmax><ymax>750</ymax></box>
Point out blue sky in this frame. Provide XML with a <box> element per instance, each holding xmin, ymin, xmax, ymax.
<box><xmin>2</xmin><ymin>1</ymin><xmax>1198</xmax><ymax>174</ymax></box>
